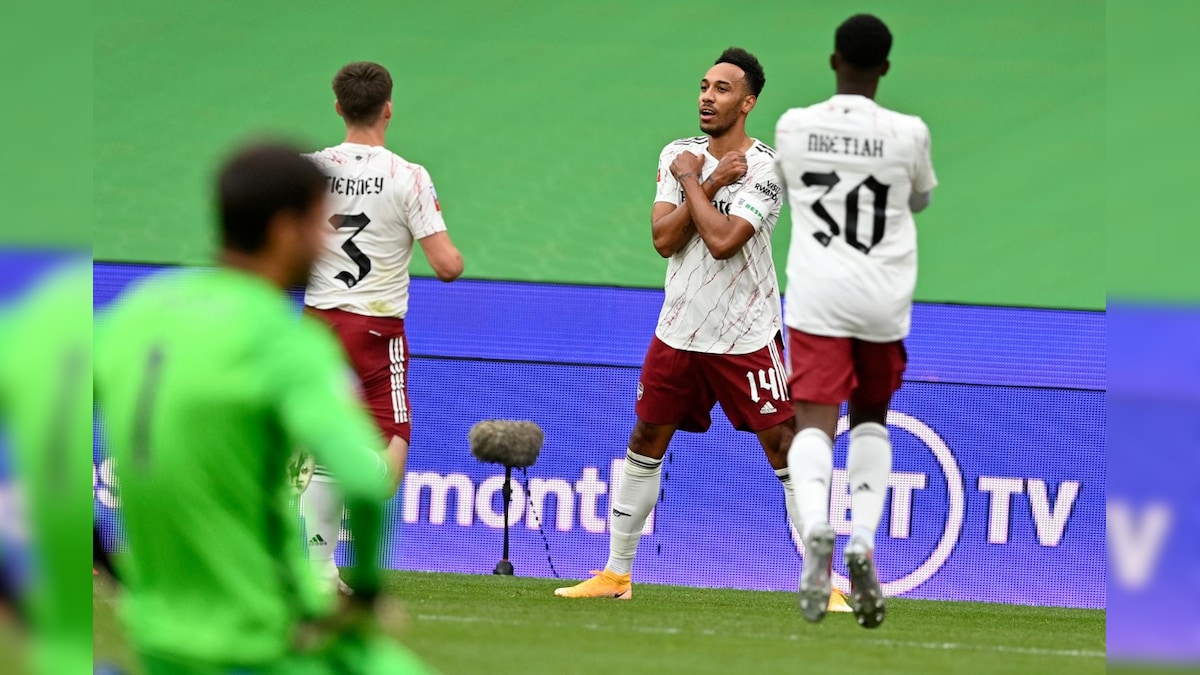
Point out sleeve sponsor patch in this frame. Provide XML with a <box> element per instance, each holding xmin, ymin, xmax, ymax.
<box><xmin>752</xmin><ymin>178</ymin><xmax>781</xmax><ymax>203</ymax></box>
<box><xmin>735</xmin><ymin>196</ymin><xmax>767</xmax><ymax>224</ymax></box>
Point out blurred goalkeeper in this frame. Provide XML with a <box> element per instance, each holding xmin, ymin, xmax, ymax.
<box><xmin>0</xmin><ymin>258</ymin><xmax>92</xmax><ymax>675</ymax></box>
<box><xmin>94</xmin><ymin>142</ymin><xmax>431</xmax><ymax>674</ymax></box>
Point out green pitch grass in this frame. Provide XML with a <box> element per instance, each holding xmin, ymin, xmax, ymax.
<box><xmin>94</xmin><ymin>571</ymin><xmax>1104</xmax><ymax>674</ymax></box>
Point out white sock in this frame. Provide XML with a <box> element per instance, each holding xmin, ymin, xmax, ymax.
<box><xmin>302</xmin><ymin>477</ymin><xmax>343</xmax><ymax>580</ymax></box>
<box><xmin>789</xmin><ymin>427</ymin><xmax>833</xmax><ymax>540</ymax></box>
<box><xmin>774</xmin><ymin>467</ymin><xmax>804</xmax><ymax>540</ymax></box>
<box><xmin>605</xmin><ymin>449</ymin><xmax>662</xmax><ymax>576</ymax></box>
<box><xmin>847</xmin><ymin>422</ymin><xmax>892</xmax><ymax>548</ymax></box>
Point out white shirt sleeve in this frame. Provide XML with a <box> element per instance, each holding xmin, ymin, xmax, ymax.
<box><xmin>404</xmin><ymin>165</ymin><xmax>448</xmax><ymax>240</ymax></box>
<box><xmin>774</xmin><ymin>155</ymin><xmax>789</xmax><ymax>207</ymax></box>
<box><xmin>728</xmin><ymin>158</ymin><xmax>783</xmax><ymax>230</ymax></box>
<box><xmin>912</xmin><ymin>120</ymin><xmax>938</xmax><ymax>194</ymax></box>
<box><xmin>773</xmin><ymin>115</ymin><xmax>798</xmax><ymax>208</ymax></box>
<box><xmin>654</xmin><ymin>146</ymin><xmax>682</xmax><ymax>205</ymax></box>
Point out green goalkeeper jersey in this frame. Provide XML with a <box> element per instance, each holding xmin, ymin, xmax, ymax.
<box><xmin>95</xmin><ymin>267</ymin><xmax>390</xmax><ymax>666</ymax></box>
<box><xmin>0</xmin><ymin>260</ymin><xmax>93</xmax><ymax>675</ymax></box>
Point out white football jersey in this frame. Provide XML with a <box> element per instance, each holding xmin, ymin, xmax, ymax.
<box><xmin>775</xmin><ymin>95</ymin><xmax>937</xmax><ymax>341</ymax></box>
<box><xmin>653</xmin><ymin>137</ymin><xmax>784</xmax><ymax>355</ymax></box>
<box><xmin>304</xmin><ymin>142</ymin><xmax>447</xmax><ymax>318</ymax></box>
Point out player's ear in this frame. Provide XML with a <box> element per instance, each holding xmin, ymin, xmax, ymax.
<box><xmin>275</xmin><ymin>207</ymin><xmax>300</xmax><ymax>239</ymax></box>
<box><xmin>383</xmin><ymin>101</ymin><xmax>393</xmax><ymax>121</ymax></box>
<box><xmin>261</xmin><ymin>210</ymin><xmax>289</xmax><ymax>260</ymax></box>
<box><xmin>278</xmin><ymin>206</ymin><xmax>317</xmax><ymax>257</ymax></box>
<box><xmin>742</xmin><ymin>94</ymin><xmax>757</xmax><ymax>115</ymax></box>
<box><xmin>879</xmin><ymin>60</ymin><xmax>891</xmax><ymax>77</ymax></box>
<box><xmin>335</xmin><ymin>100</ymin><xmax>344</xmax><ymax>119</ymax></box>
<box><xmin>830</xmin><ymin>53</ymin><xmax>839</xmax><ymax>72</ymax></box>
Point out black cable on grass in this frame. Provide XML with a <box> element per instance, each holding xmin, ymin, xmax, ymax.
<box><xmin>519</xmin><ymin>467</ymin><xmax>560</xmax><ymax>578</ymax></box>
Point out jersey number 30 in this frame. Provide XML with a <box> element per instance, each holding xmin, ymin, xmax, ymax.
<box><xmin>803</xmin><ymin>172</ymin><xmax>889</xmax><ymax>254</ymax></box>
<box><xmin>331</xmin><ymin>213</ymin><xmax>372</xmax><ymax>288</ymax></box>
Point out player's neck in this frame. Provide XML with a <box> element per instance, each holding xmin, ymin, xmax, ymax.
<box><xmin>343</xmin><ymin>126</ymin><xmax>386</xmax><ymax>147</ymax></box>
<box><xmin>707</xmin><ymin>127</ymin><xmax>752</xmax><ymax>159</ymax></box>
<box><xmin>219</xmin><ymin>250</ymin><xmax>289</xmax><ymax>291</ymax></box>
<box><xmin>835</xmin><ymin>79</ymin><xmax>878</xmax><ymax>100</ymax></box>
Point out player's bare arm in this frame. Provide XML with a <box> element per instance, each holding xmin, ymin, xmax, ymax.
<box><xmin>417</xmin><ymin>231</ymin><xmax>464</xmax><ymax>281</ymax></box>
<box><xmin>672</xmin><ymin>151</ymin><xmax>755</xmax><ymax>260</ymax></box>
<box><xmin>909</xmin><ymin>190</ymin><xmax>932</xmax><ymax>213</ymax></box>
<box><xmin>650</xmin><ymin>152</ymin><xmax>743</xmax><ymax>257</ymax></box>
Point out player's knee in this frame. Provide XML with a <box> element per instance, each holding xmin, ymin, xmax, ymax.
<box><xmin>793</xmin><ymin>402</ymin><xmax>840</xmax><ymax>436</ymax></box>
<box><xmin>764</xmin><ymin>445</ymin><xmax>789</xmax><ymax>470</ymax></box>
<box><xmin>774</xmin><ymin>433</ymin><xmax>794</xmax><ymax>461</ymax></box>
<box><xmin>757</xmin><ymin>423</ymin><xmax>794</xmax><ymax>468</ymax></box>
<box><xmin>628</xmin><ymin>421</ymin><xmax>671</xmax><ymax>459</ymax></box>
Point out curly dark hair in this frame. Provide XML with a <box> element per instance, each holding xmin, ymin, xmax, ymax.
<box><xmin>715</xmin><ymin>47</ymin><xmax>765</xmax><ymax>97</ymax></box>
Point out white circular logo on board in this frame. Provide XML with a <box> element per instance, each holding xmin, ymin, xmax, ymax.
<box><xmin>790</xmin><ymin>411</ymin><xmax>965</xmax><ymax>597</ymax></box>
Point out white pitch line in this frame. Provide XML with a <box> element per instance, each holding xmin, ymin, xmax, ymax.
<box><xmin>413</xmin><ymin>613</ymin><xmax>1105</xmax><ymax>659</ymax></box>
<box><xmin>865</xmin><ymin>639</ymin><xmax>1105</xmax><ymax>659</ymax></box>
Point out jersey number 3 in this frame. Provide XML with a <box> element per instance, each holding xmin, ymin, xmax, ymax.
<box><xmin>803</xmin><ymin>172</ymin><xmax>889</xmax><ymax>254</ymax></box>
<box><xmin>331</xmin><ymin>213</ymin><xmax>372</xmax><ymax>288</ymax></box>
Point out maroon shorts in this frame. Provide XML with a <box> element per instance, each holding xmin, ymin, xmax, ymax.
<box><xmin>635</xmin><ymin>335</ymin><xmax>795</xmax><ymax>433</ymax></box>
<box><xmin>306</xmin><ymin>307</ymin><xmax>412</xmax><ymax>443</ymax></box>
<box><xmin>787</xmin><ymin>329</ymin><xmax>906</xmax><ymax>407</ymax></box>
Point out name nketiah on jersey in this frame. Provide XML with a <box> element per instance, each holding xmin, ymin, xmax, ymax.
<box><xmin>304</xmin><ymin>142</ymin><xmax>447</xmax><ymax>319</ymax></box>
<box><xmin>653</xmin><ymin>137</ymin><xmax>784</xmax><ymax>355</ymax></box>
<box><xmin>775</xmin><ymin>95</ymin><xmax>938</xmax><ymax>341</ymax></box>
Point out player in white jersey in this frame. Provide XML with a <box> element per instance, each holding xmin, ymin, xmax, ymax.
<box><xmin>774</xmin><ymin>15</ymin><xmax>938</xmax><ymax>627</ymax></box>
<box><xmin>557</xmin><ymin>48</ymin><xmax>848</xmax><ymax>611</ymax></box>
<box><xmin>301</xmin><ymin>62</ymin><xmax>464</xmax><ymax>594</ymax></box>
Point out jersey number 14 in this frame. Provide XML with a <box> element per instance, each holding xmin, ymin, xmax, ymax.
<box><xmin>803</xmin><ymin>172</ymin><xmax>889</xmax><ymax>254</ymax></box>
<box><xmin>745</xmin><ymin>368</ymin><xmax>782</xmax><ymax>403</ymax></box>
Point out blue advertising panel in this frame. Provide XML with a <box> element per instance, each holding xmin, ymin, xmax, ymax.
<box><xmin>1107</xmin><ymin>305</ymin><xmax>1200</xmax><ymax>661</ymax></box>
<box><xmin>92</xmin><ymin>263</ymin><xmax>1105</xmax><ymax>609</ymax></box>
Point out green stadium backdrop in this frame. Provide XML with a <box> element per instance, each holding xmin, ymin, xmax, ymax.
<box><xmin>95</xmin><ymin>0</ymin><xmax>1103</xmax><ymax>310</ymax></box>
